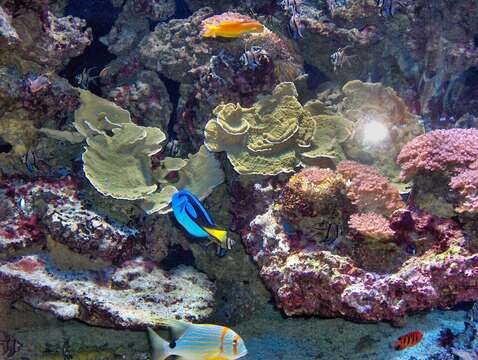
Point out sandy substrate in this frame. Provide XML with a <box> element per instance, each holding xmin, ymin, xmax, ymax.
<box><xmin>236</xmin><ymin>304</ymin><xmax>468</xmax><ymax>360</ymax></box>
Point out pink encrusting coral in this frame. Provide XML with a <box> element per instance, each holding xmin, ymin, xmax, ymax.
<box><xmin>397</xmin><ymin>129</ymin><xmax>478</xmax><ymax>179</ymax></box>
<box><xmin>337</xmin><ymin>160</ymin><xmax>405</xmax><ymax>217</ymax></box>
<box><xmin>398</xmin><ymin>129</ymin><xmax>478</xmax><ymax>215</ymax></box>
<box><xmin>449</xmin><ymin>169</ymin><xmax>478</xmax><ymax>214</ymax></box>
<box><xmin>348</xmin><ymin>212</ymin><xmax>395</xmax><ymax>241</ymax></box>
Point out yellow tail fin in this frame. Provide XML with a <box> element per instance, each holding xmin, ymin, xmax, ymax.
<box><xmin>202</xmin><ymin>226</ymin><xmax>227</xmax><ymax>244</ymax></box>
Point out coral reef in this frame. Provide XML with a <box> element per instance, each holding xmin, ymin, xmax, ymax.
<box><xmin>237</xmin><ymin>163</ymin><xmax>478</xmax><ymax>321</ymax></box>
<box><xmin>0</xmin><ymin>255</ymin><xmax>215</xmax><ymax>328</ymax></box>
<box><xmin>70</xmin><ymin>90</ymin><xmax>223</xmax><ymax>213</ymax></box>
<box><xmin>2</xmin><ymin>0</ymin><xmax>478</xmax><ymax>358</ymax></box>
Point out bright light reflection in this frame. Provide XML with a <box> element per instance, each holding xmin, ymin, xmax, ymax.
<box><xmin>361</xmin><ymin>120</ymin><xmax>389</xmax><ymax>146</ymax></box>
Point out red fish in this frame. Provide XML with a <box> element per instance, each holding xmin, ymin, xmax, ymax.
<box><xmin>393</xmin><ymin>331</ymin><xmax>423</xmax><ymax>350</ymax></box>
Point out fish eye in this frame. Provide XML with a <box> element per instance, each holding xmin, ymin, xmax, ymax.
<box><xmin>233</xmin><ymin>339</ymin><xmax>238</xmax><ymax>344</ymax></box>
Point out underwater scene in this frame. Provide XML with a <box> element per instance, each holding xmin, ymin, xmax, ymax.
<box><xmin>1</xmin><ymin>0</ymin><xmax>478</xmax><ymax>359</ymax></box>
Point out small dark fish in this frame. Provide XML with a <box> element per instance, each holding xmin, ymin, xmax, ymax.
<box><xmin>0</xmin><ymin>331</ymin><xmax>22</xmax><ymax>358</ymax></box>
<box><xmin>405</xmin><ymin>244</ymin><xmax>416</xmax><ymax>255</ymax></box>
<box><xmin>281</xmin><ymin>0</ymin><xmax>301</xmax><ymax>14</ymax></box>
<box><xmin>468</xmin><ymin>301</ymin><xmax>478</xmax><ymax>322</ymax></box>
<box><xmin>393</xmin><ymin>331</ymin><xmax>423</xmax><ymax>350</ymax></box>
<box><xmin>23</xmin><ymin>147</ymin><xmax>37</xmax><ymax>173</ymax></box>
<box><xmin>376</xmin><ymin>0</ymin><xmax>395</xmax><ymax>17</ymax></box>
<box><xmin>239</xmin><ymin>46</ymin><xmax>268</xmax><ymax>70</ymax></box>
<box><xmin>288</xmin><ymin>13</ymin><xmax>304</xmax><ymax>39</ymax></box>
<box><xmin>75</xmin><ymin>67</ymin><xmax>98</xmax><ymax>90</ymax></box>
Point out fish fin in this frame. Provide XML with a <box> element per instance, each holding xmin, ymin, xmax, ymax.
<box><xmin>156</xmin><ymin>319</ymin><xmax>190</xmax><ymax>341</ymax></box>
<box><xmin>147</xmin><ymin>328</ymin><xmax>171</xmax><ymax>360</ymax></box>
<box><xmin>202</xmin><ymin>226</ymin><xmax>228</xmax><ymax>244</ymax></box>
<box><xmin>215</xmin><ymin>20</ymin><xmax>242</xmax><ymax>25</ymax></box>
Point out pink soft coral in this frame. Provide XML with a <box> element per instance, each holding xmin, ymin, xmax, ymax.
<box><xmin>337</xmin><ymin>160</ymin><xmax>404</xmax><ymax>217</ymax></box>
<box><xmin>450</xmin><ymin>169</ymin><xmax>478</xmax><ymax>214</ymax></box>
<box><xmin>397</xmin><ymin>129</ymin><xmax>478</xmax><ymax>179</ymax></box>
<box><xmin>348</xmin><ymin>212</ymin><xmax>395</xmax><ymax>241</ymax></box>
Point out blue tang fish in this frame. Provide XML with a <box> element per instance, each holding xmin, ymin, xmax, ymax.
<box><xmin>172</xmin><ymin>190</ymin><xmax>233</xmax><ymax>253</ymax></box>
<box><xmin>148</xmin><ymin>319</ymin><xmax>248</xmax><ymax>360</ymax></box>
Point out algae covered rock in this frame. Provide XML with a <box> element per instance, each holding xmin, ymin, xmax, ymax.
<box><xmin>0</xmin><ymin>255</ymin><xmax>215</xmax><ymax>328</ymax></box>
<box><xmin>204</xmin><ymin>82</ymin><xmax>353</xmax><ymax>175</ymax></box>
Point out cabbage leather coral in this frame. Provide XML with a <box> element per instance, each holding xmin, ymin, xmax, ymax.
<box><xmin>58</xmin><ymin>91</ymin><xmax>224</xmax><ymax>213</ymax></box>
<box><xmin>204</xmin><ymin>82</ymin><xmax>353</xmax><ymax>175</ymax></box>
<box><xmin>200</xmin><ymin>12</ymin><xmax>264</xmax><ymax>38</ymax></box>
<box><xmin>74</xmin><ymin>90</ymin><xmax>166</xmax><ymax>200</ymax></box>
<box><xmin>141</xmin><ymin>145</ymin><xmax>225</xmax><ymax>214</ymax></box>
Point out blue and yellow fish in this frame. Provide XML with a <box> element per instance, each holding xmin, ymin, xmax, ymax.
<box><xmin>171</xmin><ymin>190</ymin><xmax>233</xmax><ymax>254</ymax></box>
<box><xmin>148</xmin><ymin>319</ymin><xmax>248</xmax><ymax>360</ymax></box>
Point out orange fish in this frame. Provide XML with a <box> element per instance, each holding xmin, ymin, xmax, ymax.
<box><xmin>201</xmin><ymin>13</ymin><xmax>264</xmax><ymax>38</ymax></box>
<box><xmin>393</xmin><ymin>331</ymin><xmax>423</xmax><ymax>350</ymax></box>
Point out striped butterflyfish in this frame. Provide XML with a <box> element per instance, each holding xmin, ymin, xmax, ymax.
<box><xmin>171</xmin><ymin>190</ymin><xmax>234</xmax><ymax>254</ymax></box>
<box><xmin>147</xmin><ymin>319</ymin><xmax>248</xmax><ymax>360</ymax></box>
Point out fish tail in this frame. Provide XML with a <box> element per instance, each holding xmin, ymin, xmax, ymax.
<box><xmin>147</xmin><ymin>328</ymin><xmax>171</xmax><ymax>360</ymax></box>
<box><xmin>202</xmin><ymin>226</ymin><xmax>229</xmax><ymax>247</ymax></box>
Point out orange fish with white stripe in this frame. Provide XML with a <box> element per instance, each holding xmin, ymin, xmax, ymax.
<box><xmin>393</xmin><ymin>330</ymin><xmax>423</xmax><ymax>350</ymax></box>
<box><xmin>147</xmin><ymin>319</ymin><xmax>248</xmax><ymax>360</ymax></box>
